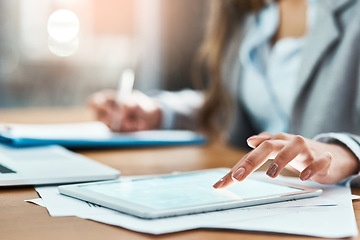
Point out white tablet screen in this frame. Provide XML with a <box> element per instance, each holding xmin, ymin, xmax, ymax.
<box><xmin>79</xmin><ymin>170</ymin><xmax>302</xmax><ymax>210</ymax></box>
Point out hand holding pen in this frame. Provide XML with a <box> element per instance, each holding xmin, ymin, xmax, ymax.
<box><xmin>111</xmin><ymin>69</ymin><xmax>135</xmax><ymax>131</ymax></box>
<box><xmin>88</xmin><ymin>69</ymin><xmax>162</xmax><ymax>132</ymax></box>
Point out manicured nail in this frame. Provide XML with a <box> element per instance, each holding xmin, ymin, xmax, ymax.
<box><xmin>232</xmin><ymin>167</ymin><xmax>246</xmax><ymax>181</ymax></box>
<box><xmin>247</xmin><ymin>136</ymin><xmax>256</xmax><ymax>141</ymax></box>
<box><xmin>266</xmin><ymin>163</ymin><xmax>278</xmax><ymax>178</ymax></box>
<box><xmin>213</xmin><ymin>178</ymin><xmax>225</xmax><ymax>189</ymax></box>
<box><xmin>301</xmin><ymin>170</ymin><xmax>311</xmax><ymax>181</ymax></box>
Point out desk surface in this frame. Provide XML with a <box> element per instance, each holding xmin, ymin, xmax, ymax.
<box><xmin>1</xmin><ymin>108</ymin><xmax>360</xmax><ymax>240</ymax></box>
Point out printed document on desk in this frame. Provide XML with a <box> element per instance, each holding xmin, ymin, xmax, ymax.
<box><xmin>31</xmin><ymin>173</ymin><xmax>358</xmax><ymax>238</ymax></box>
<box><xmin>0</xmin><ymin>122</ymin><xmax>206</xmax><ymax>148</ymax></box>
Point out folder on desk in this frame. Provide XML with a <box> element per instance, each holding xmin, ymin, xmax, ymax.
<box><xmin>0</xmin><ymin>122</ymin><xmax>206</xmax><ymax>148</ymax></box>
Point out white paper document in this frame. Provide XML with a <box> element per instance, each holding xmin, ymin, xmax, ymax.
<box><xmin>25</xmin><ymin>198</ymin><xmax>45</xmax><ymax>207</ymax></box>
<box><xmin>31</xmin><ymin>174</ymin><xmax>358</xmax><ymax>238</ymax></box>
<box><xmin>1</xmin><ymin>122</ymin><xmax>111</xmax><ymax>140</ymax></box>
<box><xmin>0</xmin><ymin>122</ymin><xmax>206</xmax><ymax>148</ymax></box>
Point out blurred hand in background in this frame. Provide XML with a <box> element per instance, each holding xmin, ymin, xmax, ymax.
<box><xmin>88</xmin><ymin>90</ymin><xmax>162</xmax><ymax>132</ymax></box>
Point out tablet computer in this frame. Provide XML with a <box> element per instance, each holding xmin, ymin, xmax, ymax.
<box><xmin>58</xmin><ymin>168</ymin><xmax>322</xmax><ymax>219</ymax></box>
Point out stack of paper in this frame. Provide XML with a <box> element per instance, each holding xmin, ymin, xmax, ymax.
<box><xmin>26</xmin><ymin>174</ymin><xmax>358</xmax><ymax>238</ymax></box>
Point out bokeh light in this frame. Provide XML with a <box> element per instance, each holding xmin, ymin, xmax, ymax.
<box><xmin>47</xmin><ymin>9</ymin><xmax>80</xmax><ymax>57</ymax></box>
<box><xmin>48</xmin><ymin>36</ymin><xmax>79</xmax><ymax>57</ymax></box>
<box><xmin>47</xmin><ymin>9</ymin><xmax>79</xmax><ymax>42</ymax></box>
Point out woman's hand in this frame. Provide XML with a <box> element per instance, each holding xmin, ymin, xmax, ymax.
<box><xmin>213</xmin><ymin>132</ymin><xmax>360</xmax><ymax>188</ymax></box>
<box><xmin>87</xmin><ymin>90</ymin><xmax>162</xmax><ymax>132</ymax></box>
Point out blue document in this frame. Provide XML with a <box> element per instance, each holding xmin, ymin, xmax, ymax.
<box><xmin>0</xmin><ymin>122</ymin><xmax>206</xmax><ymax>148</ymax></box>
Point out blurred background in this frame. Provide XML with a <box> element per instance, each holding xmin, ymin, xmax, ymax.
<box><xmin>0</xmin><ymin>0</ymin><xmax>207</xmax><ymax>108</ymax></box>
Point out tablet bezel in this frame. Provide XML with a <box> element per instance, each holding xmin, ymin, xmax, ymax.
<box><xmin>58</xmin><ymin>168</ymin><xmax>322</xmax><ymax>219</ymax></box>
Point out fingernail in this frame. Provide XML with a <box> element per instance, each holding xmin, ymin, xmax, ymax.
<box><xmin>301</xmin><ymin>170</ymin><xmax>311</xmax><ymax>181</ymax></box>
<box><xmin>247</xmin><ymin>136</ymin><xmax>256</xmax><ymax>141</ymax></box>
<box><xmin>266</xmin><ymin>163</ymin><xmax>278</xmax><ymax>178</ymax></box>
<box><xmin>232</xmin><ymin>167</ymin><xmax>246</xmax><ymax>181</ymax></box>
<box><xmin>213</xmin><ymin>178</ymin><xmax>225</xmax><ymax>188</ymax></box>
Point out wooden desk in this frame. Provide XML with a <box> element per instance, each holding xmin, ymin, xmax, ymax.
<box><xmin>1</xmin><ymin>108</ymin><xmax>360</xmax><ymax>240</ymax></box>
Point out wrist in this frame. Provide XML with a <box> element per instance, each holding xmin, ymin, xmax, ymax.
<box><xmin>329</xmin><ymin>143</ymin><xmax>360</xmax><ymax>180</ymax></box>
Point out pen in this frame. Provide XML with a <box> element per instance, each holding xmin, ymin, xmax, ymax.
<box><xmin>112</xmin><ymin>68</ymin><xmax>135</xmax><ymax>131</ymax></box>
